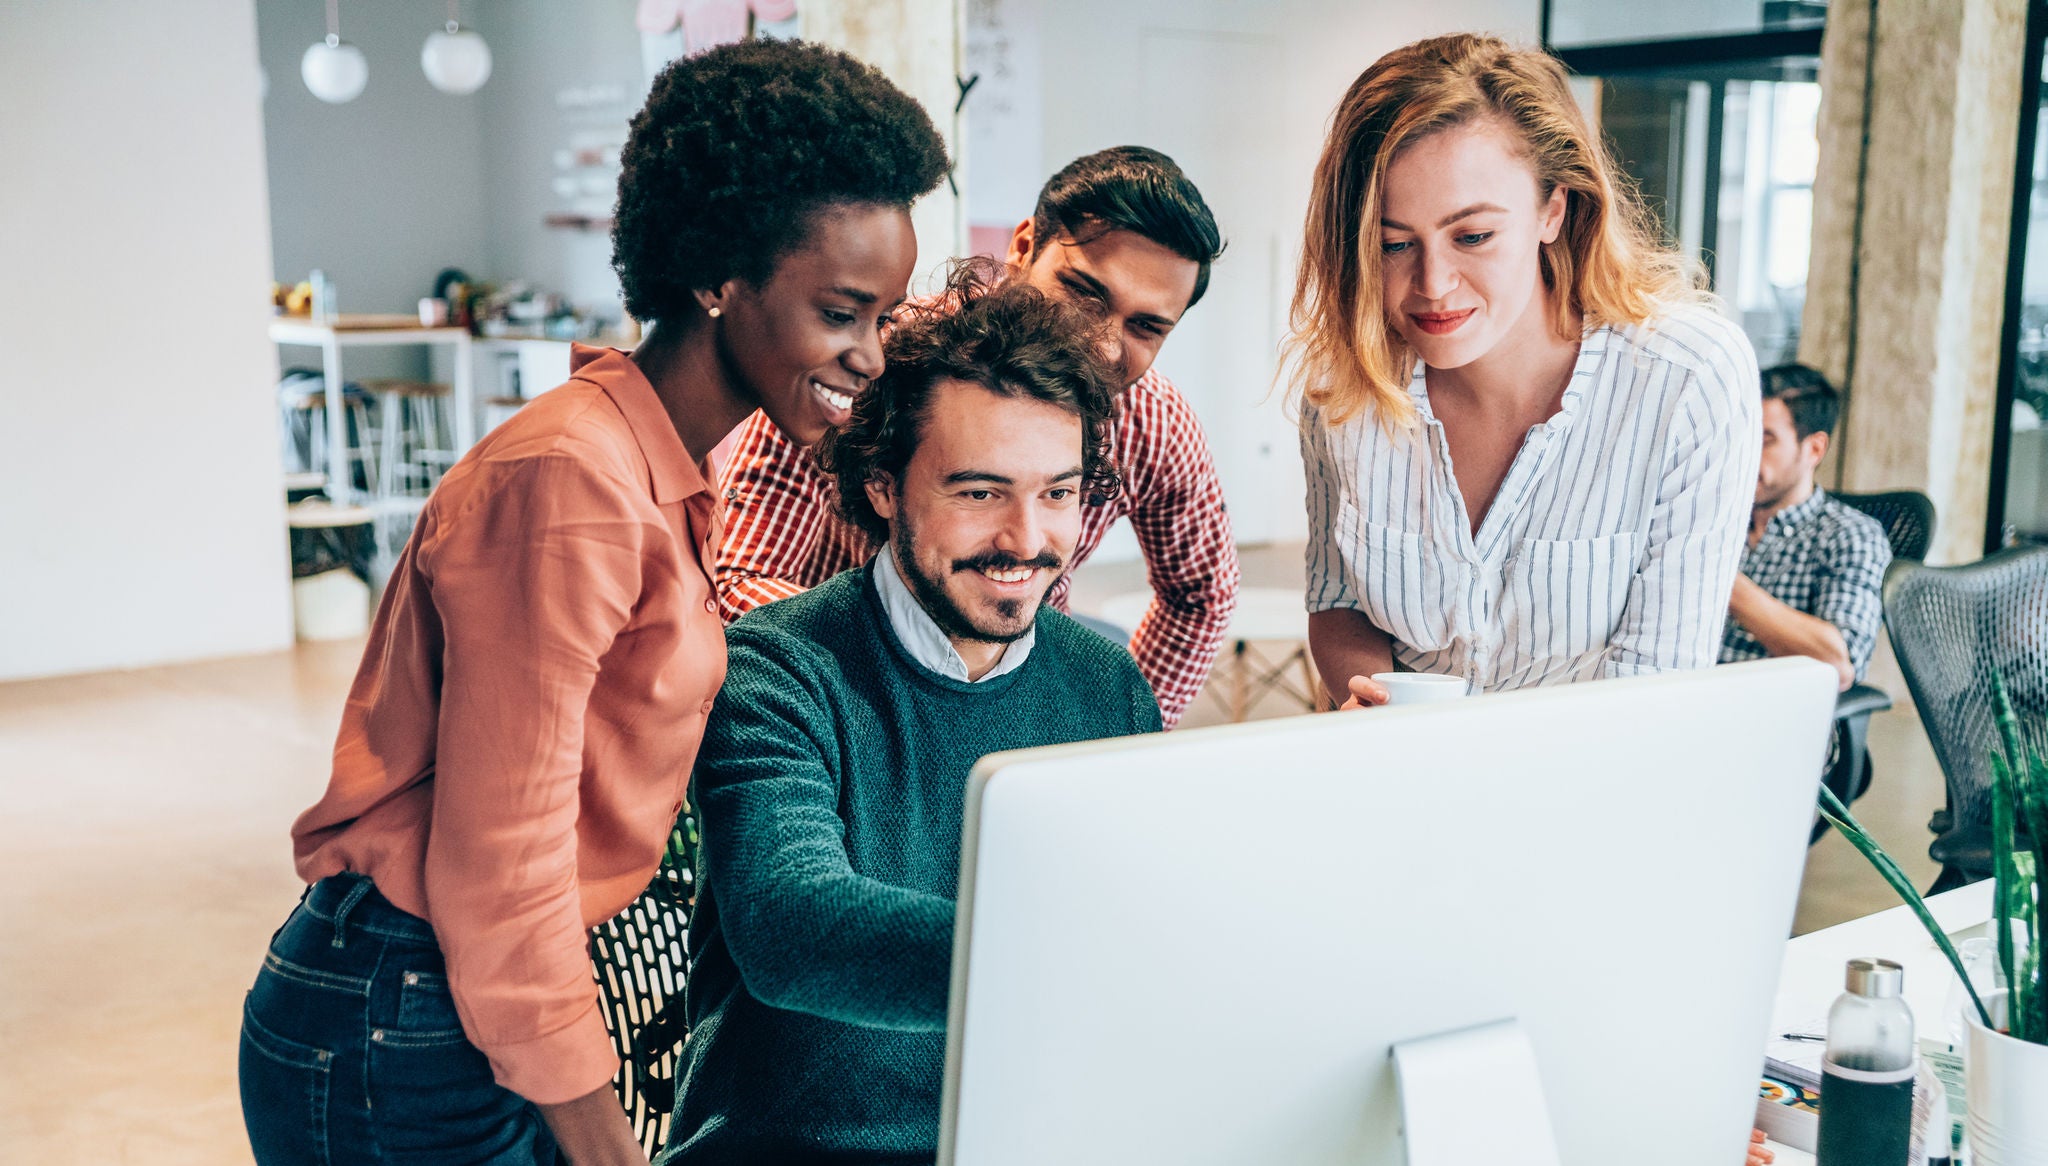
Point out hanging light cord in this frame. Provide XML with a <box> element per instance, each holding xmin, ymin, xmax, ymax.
<box><xmin>324</xmin><ymin>0</ymin><xmax>341</xmax><ymax>45</ymax></box>
<box><xmin>446</xmin><ymin>0</ymin><xmax>462</xmax><ymax>34</ymax></box>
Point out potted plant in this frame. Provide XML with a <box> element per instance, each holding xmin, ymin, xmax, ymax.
<box><xmin>1817</xmin><ymin>677</ymin><xmax>2046</xmax><ymax>1163</ymax></box>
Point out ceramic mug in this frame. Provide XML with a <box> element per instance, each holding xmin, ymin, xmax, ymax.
<box><xmin>1370</xmin><ymin>672</ymin><xmax>1469</xmax><ymax>705</ymax></box>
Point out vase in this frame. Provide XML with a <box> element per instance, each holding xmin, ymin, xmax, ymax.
<box><xmin>1965</xmin><ymin>991</ymin><xmax>2048</xmax><ymax>1164</ymax></box>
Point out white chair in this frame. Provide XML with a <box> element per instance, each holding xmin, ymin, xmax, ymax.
<box><xmin>1099</xmin><ymin>585</ymin><xmax>1327</xmax><ymax>722</ymax></box>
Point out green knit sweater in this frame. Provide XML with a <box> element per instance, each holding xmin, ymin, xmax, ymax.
<box><xmin>661</xmin><ymin>564</ymin><xmax>1161</xmax><ymax>1165</ymax></box>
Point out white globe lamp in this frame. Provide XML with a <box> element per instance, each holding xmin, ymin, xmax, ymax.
<box><xmin>301</xmin><ymin>35</ymin><xmax>368</xmax><ymax>104</ymax></box>
<box><xmin>421</xmin><ymin>22</ymin><xmax>493</xmax><ymax>95</ymax></box>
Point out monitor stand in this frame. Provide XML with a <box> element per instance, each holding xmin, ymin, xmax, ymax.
<box><xmin>1391</xmin><ymin>1018</ymin><xmax>1562</xmax><ymax>1166</ymax></box>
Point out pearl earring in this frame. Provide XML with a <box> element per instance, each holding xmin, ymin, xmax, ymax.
<box><xmin>707</xmin><ymin>305</ymin><xmax>722</xmax><ymax>318</ymax></box>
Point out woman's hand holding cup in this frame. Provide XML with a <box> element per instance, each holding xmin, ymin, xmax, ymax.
<box><xmin>1342</xmin><ymin>672</ymin><xmax>1468</xmax><ymax>709</ymax></box>
<box><xmin>1339</xmin><ymin>674</ymin><xmax>1392</xmax><ymax>709</ymax></box>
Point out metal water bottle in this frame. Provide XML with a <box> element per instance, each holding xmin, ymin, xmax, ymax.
<box><xmin>1816</xmin><ymin>957</ymin><xmax>1916</xmax><ymax>1166</ymax></box>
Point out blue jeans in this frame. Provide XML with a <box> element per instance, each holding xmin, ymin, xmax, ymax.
<box><xmin>239</xmin><ymin>874</ymin><xmax>562</xmax><ymax>1165</ymax></box>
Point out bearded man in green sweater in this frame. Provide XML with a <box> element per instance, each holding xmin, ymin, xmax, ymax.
<box><xmin>660</xmin><ymin>269</ymin><xmax>1164</xmax><ymax>1165</ymax></box>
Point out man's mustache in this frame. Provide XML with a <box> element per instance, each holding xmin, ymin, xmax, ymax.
<box><xmin>952</xmin><ymin>550</ymin><xmax>1064</xmax><ymax>574</ymax></box>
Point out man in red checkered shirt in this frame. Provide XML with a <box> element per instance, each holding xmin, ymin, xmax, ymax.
<box><xmin>715</xmin><ymin>146</ymin><xmax>1240</xmax><ymax>728</ymax></box>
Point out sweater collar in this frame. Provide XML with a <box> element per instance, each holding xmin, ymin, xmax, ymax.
<box><xmin>870</xmin><ymin>543</ymin><xmax>1035</xmax><ymax>683</ymax></box>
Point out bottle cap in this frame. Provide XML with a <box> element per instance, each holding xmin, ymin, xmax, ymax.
<box><xmin>1844</xmin><ymin>956</ymin><xmax>1905</xmax><ymax>997</ymax></box>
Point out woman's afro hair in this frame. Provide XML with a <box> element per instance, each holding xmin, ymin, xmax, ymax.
<box><xmin>612</xmin><ymin>38</ymin><xmax>950</xmax><ymax>324</ymax></box>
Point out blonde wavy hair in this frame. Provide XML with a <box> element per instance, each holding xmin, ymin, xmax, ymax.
<box><xmin>1286</xmin><ymin>33</ymin><xmax>1702</xmax><ymax>427</ymax></box>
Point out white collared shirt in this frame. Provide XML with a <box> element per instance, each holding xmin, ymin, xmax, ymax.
<box><xmin>1300</xmin><ymin>305</ymin><xmax>1760</xmax><ymax>692</ymax></box>
<box><xmin>871</xmin><ymin>543</ymin><xmax>1035</xmax><ymax>682</ymax></box>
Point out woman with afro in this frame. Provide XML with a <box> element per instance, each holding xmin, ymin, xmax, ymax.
<box><xmin>240</xmin><ymin>39</ymin><xmax>949</xmax><ymax>1166</ymax></box>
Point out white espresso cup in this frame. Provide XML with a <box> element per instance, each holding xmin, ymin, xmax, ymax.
<box><xmin>1369</xmin><ymin>672</ymin><xmax>1468</xmax><ymax>705</ymax></box>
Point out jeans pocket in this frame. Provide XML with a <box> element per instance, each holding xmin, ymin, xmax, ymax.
<box><xmin>395</xmin><ymin>969</ymin><xmax>465</xmax><ymax>1038</ymax></box>
<box><xmin>367</xmin><ymin>1035</ymin><xmax>557</xmax><ymax>1163</ymax></box>
<box><xmin>240</xmin><ymin>997</ymin><xmax>334</xmax><ymax>1166</ymax></box>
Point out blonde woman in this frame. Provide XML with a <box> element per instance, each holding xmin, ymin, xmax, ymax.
<box><xmin>1291</xmin><ymin>33</ymin><xmax>1760</xmax><ymax>708</ymax></box>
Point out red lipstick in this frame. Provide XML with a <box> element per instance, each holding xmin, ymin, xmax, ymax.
<box><xmin>1410</xmin><ymin>309</ymin><xmax>1476</xmax><ymax>336</ymax></box>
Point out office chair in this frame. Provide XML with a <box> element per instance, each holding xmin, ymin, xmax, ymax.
<box><xmin>1882</xmin><ymin>545</ymin><xmax>2048</xmax><ymax>889</ymax></box>
<box><xmin>1815</xmin><ymin>490</ymin><xmax>1936</xmax><ymax>840</ymax></box>
<box><xmin>589</xmin><ymin>811</ymin><xmax>699</xmax><ymax>1154</ymax></box>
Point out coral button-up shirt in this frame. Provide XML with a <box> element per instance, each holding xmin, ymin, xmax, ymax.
<box><xmin>293</xmin><ymin>345</ymin><xmax>725</xmax><ymax>1106</ymax></box>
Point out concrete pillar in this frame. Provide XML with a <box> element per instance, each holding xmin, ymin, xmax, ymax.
<box><xmin>1801</xmin><ymin>0</ymin><xmax>2029</xmax><ymax>563</ymax></box>
<box><xmin>802</xmin><ymin>0</ymin><xmax>966</xmax><ymax>292</ymax></box>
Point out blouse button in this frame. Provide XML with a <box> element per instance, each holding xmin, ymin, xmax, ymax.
<box><xmin>370</xmin><ymin>1029</ymin><xmax>386</xmax><ymax>1043</ymax></box>
<box><xmin>403</xmin><ymin>972</ymin><xmax>419</xmax><ymax>986</ymax></box>
<box><xmin>702</xmin><ymin>598</ymin><xmax>716</xmax><ymax>614</ymax></box>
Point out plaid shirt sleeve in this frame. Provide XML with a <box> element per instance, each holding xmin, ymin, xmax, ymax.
<box><xmin>712</xmin><ymin>411</ymin><xmax>868</xmax><ymax>623</ymax></box>
<box><xmin>1812</xmin><ymin>508</ymin><xmax>1892</xmax><ymax>681</ymax></box>
<box><xmin>1118</xmin><ymin>375</ymin><xmax>1240</xmax><ymax>729</ymax></box>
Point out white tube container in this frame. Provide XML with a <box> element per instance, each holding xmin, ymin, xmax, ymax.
<box><xmin>293</xmin><ymin>568</ymin><xmax>370</xmax><ymax>641</ymax></box>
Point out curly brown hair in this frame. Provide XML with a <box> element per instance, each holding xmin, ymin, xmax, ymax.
<box><xmin>815</xmin><ymin>261</ymin><xmax>1124</xmax><ymax>545</ymax></box>
<box><xmin>611</xmin><ymin>39</ymin><xmax>950</xmax><ymax>324</ymax></box>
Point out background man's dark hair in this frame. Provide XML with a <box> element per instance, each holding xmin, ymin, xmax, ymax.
<box><xmin>611</xmin><ymin>38</ymin><xmax>950</xmax><ymax>325</ymax></box>
<box><xmin>817</xmin><ymin>261</ymin><xmax>1123</xmax><ymax>545</ymax></box>
<box><xmin>1761</xmin><ymin>363</ymin><xmax>1841</xmax><ymax>440</ymax></box>
<box><xmin>1031</xmin><ymin>146</ymin><xmax>1226</xmax><ymax>309</ymax></box>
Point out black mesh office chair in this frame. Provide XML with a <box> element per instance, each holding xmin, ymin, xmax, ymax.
<box><xmin>1818</xmin><ymin>491</ymin><xmax>1937</xmax><ymax>836</ymax></box>
<box><xmin>1882</xmin><ymin>545</ymin><xmax>2048</xmax><ymax>888</ymax></box>
<box><xmin>589</xmin><ymin>811</ymin><xmax>699</xmax><ymax>1154</ymax></box>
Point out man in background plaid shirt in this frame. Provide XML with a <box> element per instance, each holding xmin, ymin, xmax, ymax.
<box><xmin>714</xmin><ymin>147</ymin><xmax>1239</xmax><ymax>727</ymax></box>
<box><xmin>1719</xmin><ymin>364</ymin><xmax>1891</xmax><ymax>691</ymax></box>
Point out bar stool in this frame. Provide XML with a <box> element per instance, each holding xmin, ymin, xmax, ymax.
<box><xmin>358</xmin><ymin>378</ymin><xmax>457</xmax><ymax>501</ymax></box>
<box><xmin>278</xmin><ymin>372</ymin><xmax>377</xmax><ymax>494</ymax></box>
<box><xmin>483</xmin><ymin>394</ymin><xmax>526</xmax><ymax>435</ymax></box>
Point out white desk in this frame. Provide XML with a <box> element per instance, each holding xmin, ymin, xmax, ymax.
<box><xmin>270</xmin><ymin>316</ymin><xmax>476</xmax><ymax>503</ymax></box>
<box><xmin>1759</xmin><ymin>881</ymin><xmax>1995</xmax><ymax>1164</ymax></box>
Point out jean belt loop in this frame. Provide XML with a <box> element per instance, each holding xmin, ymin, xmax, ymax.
<box><xmin>331</xmin><ymin>876</ymin><xmax>375</xmax><ymax>949</ymax></box>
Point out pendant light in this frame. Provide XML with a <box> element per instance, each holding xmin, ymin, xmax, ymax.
<box><xmin>421</xmin><ymin>0</ymin><xmax>492</xmax><ymax>95</ymax></box>
<box><xmin>301</xmin><ymin>0</ymin><xmax>368</xmax><ymax>104</ymax></box>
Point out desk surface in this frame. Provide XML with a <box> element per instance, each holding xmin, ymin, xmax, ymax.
<box><xmin>1759</xmin><ymin>881</ymin><xmax>1993</xmax><ymax>1164</ymax></box>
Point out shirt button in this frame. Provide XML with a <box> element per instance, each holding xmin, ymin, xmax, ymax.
<box><xmin>703</xmin><ymin>598</ymin><xmax>717</xmax><ymax>614</ymax></box>
<box><xmin>403</xmin><ymin>972</ymin><xmax>419</xmax><ymax>986</ymax></box>
<box><xmin>370</xmin><ymin>1029</ymin><xmax>386</xmax><ymax>1043</ymax></box>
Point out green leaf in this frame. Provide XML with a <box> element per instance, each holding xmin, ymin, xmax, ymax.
<box><xmin>1817</xmin><ymin>785</ymin><xmax>1993</xmax><ymax>1029</ymax></box>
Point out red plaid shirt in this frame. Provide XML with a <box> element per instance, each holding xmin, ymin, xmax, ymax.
<box><xmin>714</xmin><ymin>368</ymin><xmax>1239</xmax><ymax>727</ymax></box>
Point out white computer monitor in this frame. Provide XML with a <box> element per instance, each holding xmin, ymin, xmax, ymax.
<box><xmin>939</xmin><ymin>658</ymin><xmax>1838</xmax><ymax>1166</ymax></box>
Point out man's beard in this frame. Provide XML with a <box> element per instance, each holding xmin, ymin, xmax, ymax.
<box><xmin>892</xmin><ymin>513</ymin><xmax>1064</xmax><ymax>646</ymax></box>
<box><xmin>1753</xmin><ymin>474</ymin><xmax>1800</xmax><ymax>513</ymax></box>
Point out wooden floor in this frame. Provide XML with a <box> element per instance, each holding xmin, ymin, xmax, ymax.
<box><xmin>0</xmin><ymin>543</ymin><xmax>1948</xmax><ymax>1163</ymax></box>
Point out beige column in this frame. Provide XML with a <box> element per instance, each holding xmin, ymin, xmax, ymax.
<box><xmin>1801</xmin><ymin>0</ymin><xmax>2029</xmax><ymax>563</ymax></box>
<box><xmin>802</xmin><ymin>0</ymin><xmax>966</xmax><ymax>291</ymax></box>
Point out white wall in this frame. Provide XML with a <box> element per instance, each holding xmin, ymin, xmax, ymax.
<box><xmin>0</xmin><ymin>0</ymin><xmax>293</xmax><ymax>681</ymax></box>
<box><xmin>473</xmin><ymin>1</ymin><xmax>645</xmax><ymax>319</ymax></box>
<box><xmin>966</xmin><ymin>0</ymin><xmax>1540</xmax><ymax>551</ymax></box>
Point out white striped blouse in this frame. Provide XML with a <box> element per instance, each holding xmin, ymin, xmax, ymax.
<box><xmin>1301</xmin><ymin>305</ymin><xmax>1761</xmax><ymax>693</ymax></box>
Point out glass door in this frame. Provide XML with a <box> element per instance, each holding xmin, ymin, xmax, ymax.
<box><xmin>1544</xmin><ymin>6</ymin><xmax>1826</xmax><ymax>370</ymax></box>
<box><xmin>1991</xmin><ymin>7</ymin><xmax>2048</xmax><ymax>549</ymax></box>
